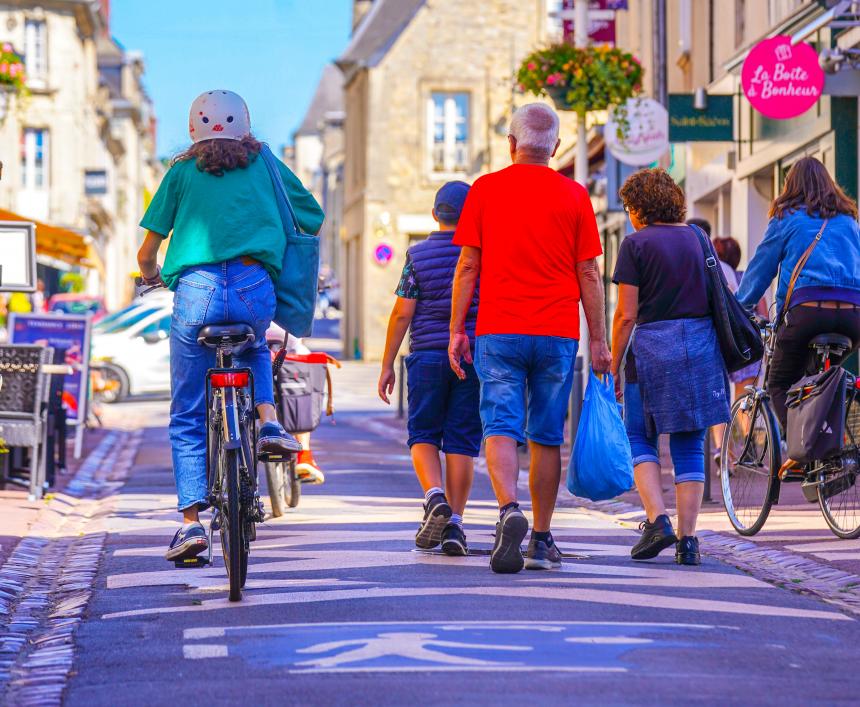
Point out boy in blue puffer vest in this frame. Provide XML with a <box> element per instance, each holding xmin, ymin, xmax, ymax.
<box><xmin>377</xmin><ymin>181</ymin><xmax>480</xmax><ymax>556</ymax></box>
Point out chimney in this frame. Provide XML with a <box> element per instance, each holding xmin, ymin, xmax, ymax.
<box><xmin>352</xmin><ymin>0</ymin><xmax>373</xmax><ymax>32</ymax></box>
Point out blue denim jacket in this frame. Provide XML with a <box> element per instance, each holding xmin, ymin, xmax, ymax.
<box><xmin>737</xmin><ymin>210</ymin><xmax>860</xmax><ymax>313</ymax></box>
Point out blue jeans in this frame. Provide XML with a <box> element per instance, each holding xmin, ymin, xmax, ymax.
<box><xmin>474</xmin><ymin>334</ymin><xmax>577</xmax><ymax>446</ymax></box>
<box><xmin>169</xmin><ymin>260</ymin><xmax>276</xmax><ymax>511</ymax></box>
<box><xmin>623</xmin><ymin>383</ymin><xmax>705</xmax><ymax>484</ymax></box>
<box><xmin>406</xmin><ymin>350</ymin><xmax>482</xmax><ymax>457</ymax></box>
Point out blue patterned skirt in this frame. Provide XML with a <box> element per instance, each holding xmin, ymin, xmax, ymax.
<box><xmin>632</xmin><ymin>317</ymin><xmax>730</xmax><ymax>436</ymax></box>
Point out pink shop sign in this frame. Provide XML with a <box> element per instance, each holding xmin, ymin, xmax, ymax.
<box><xmin>742</xmin><ymin>36</ymin><xmax>824</xmax><ymax>120</ymax></box>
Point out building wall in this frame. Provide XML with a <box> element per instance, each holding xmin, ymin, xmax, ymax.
<box><xmin>343</xmin><ymin>0</ymin><xmax>552</xmax><ymax>360</ymax></box>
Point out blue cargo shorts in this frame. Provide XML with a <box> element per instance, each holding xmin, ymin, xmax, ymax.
<box><xmin>474</xmin><ymin>334</ymin><xmax>577</xmax><ymax>446</ymax></box>
<box><xmin>405</xmin><ymin>349</ymin><xmax>482</xmax><ymax>457</ymax></box>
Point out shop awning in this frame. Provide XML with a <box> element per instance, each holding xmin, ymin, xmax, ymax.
<box><xmin>0</xmin><ymin>208</ymin><xmax>103</xmax><ymax>273</ymax></box>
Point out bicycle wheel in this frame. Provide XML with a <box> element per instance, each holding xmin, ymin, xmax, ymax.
<box><xmin>287</xmin><ymin>457</ymin><xmax>301</xmax><ymax>508</ymax></box>
<box><xmin>720</xmin><ymin>395</ymin><xmax>781</xmax><ymax>536</ymax></box>
<box><xmin>818</xmin><ymin>393</ymin><xmax>860</xmax><ymax>539</ymax></box>
<box><xmin>265</xmin><ymin>460</ymin><xmax>289</xmax><ymax>517</ymax></box>
<box><xmin>220</xmin><ymin>446</ymin><xmax>245</xmax><ymax>602</ymax></box>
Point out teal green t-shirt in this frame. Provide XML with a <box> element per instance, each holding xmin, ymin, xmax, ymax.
<box><xmin>140</xmin><ymin>153</ymin><xmax>325</xmax><ymax>290</ymax></box>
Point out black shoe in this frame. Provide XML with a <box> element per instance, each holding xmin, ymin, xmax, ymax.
<box><xmin>675</xmin><ymin>536</ymin><xmax>701</xmax><ymax>566</ymax></box>
<box><xmin>441</xmin><ymin>523</ymin><xmax>468</xmax><ymax>556</ymax></box>
<box><xmin>257</xmin><ymin>421</ymin><xmax>303</xmax><ymax>458</ymax></box>
<box><xmin>524</xmin><ymin>534</ymin><xmax>562</xmax><ymax>570</ymax></box>
<box><xmin>631</xmin><ymin>514</ymin><xmax>678</xmax><ymax>560</ymax></box>
<box><xmin>165</xmin><ymin>522</ymin><xmax>208</xmax><ymax>561</ymax></box>
<box><xmin>415</xmin><ymin>494</ymin><xmax>452</xmax><ymax>549</ymax></box>
<box><xmin>490</xmin><ymin>507</ymin><xmax>528</xmax><ymax>574</ymax></box>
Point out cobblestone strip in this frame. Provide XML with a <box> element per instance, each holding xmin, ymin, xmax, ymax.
<box><xmin>0</xmin><ymin>429</ymin><xmax>142</xmax><ymax>706</ymax></box>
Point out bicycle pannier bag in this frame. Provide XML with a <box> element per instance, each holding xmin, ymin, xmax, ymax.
<box><xmin>259</xmin><ymin>144</ymin><xmax>320</xmax><ymax>338</ymax></box>
<box><xmin>277</xmin><ymin>358</ymin><xmax>327</xmax><ymax>434</ymax></box>
<box><xmin>786</xmin><ymin>366</ymin><xmax>847</xmax><ymax>464</ymax></box>
<box><xmin>690</xmin><ymin>225</ymin><xmax>764</xmax><ymax>373</ymax></box>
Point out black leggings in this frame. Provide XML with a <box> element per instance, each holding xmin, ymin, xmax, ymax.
<box><xmin>768</xmin><ymin>303</ymin><xmax>860</xmax><ymax>430</ymax></box>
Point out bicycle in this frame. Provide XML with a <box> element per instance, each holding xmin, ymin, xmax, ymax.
<box><xmin>136</xmin><ymin>277</ymin><xmax>268</xmax><ymax>602</ymax></box>
<box><xmin>720</xmin><ymin>318</ymin><xmax>860</xmax><ymax>538</ymax></box>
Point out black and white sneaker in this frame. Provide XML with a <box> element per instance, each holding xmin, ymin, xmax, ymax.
<box><xmin>415</xmin><ymin>493</ymin><xmax>452</xmax><ymax>549</ymax></box>
<box><xmin>441</xmin><ymin>523</ymin><xmax>468</xmax><ymax>556</ymax></box>
<box><xmin>165</xmin><ymin>522</ymin><xmax>208</xmax><ymax>561</ymax></box>
<box><xmin>524</xmin><ymin>535</ymin><xmax>562</xmax><ymax>570</ymax></box>
<box><xmin>675</xmin><ymin>536</ymin><xmax>701</xmax><ymax>566</ymax></box>
<box><xmin>490</xmin><ymin>506</ymin><xmax>529</xmax><ymax>574</ymax></box>
<box><xmin>631</xmin><ymin>514</ymin><xmax>678</xmax><ymax>561</ymax></box>
<box><xmin>257</xmin><ymin>421</ymin><xmax>303</xmax><ymax>458</ymax></box>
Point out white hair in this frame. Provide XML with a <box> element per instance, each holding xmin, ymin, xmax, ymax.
<box><xmin>509</xmin><ymin>103</ymin><xmax>560</xmax><ymax>157</ymax></box>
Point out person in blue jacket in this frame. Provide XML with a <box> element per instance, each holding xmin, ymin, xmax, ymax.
<box><xmin>738</xmin><ymin>156</ymin><xmax>860</xmax><ymax>431</ymax></box>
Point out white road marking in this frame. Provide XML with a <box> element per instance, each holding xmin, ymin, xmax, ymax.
<box><xmin>183</xmin><ymin>644</ymin><xmax>228</xmax><ymax>659</ymax></box>
<box><xmin>564</xmin><ymin>636</ymin><xmax>654</xmax><ymax>644</ymax></box>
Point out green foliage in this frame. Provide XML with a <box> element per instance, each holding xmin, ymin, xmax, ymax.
<box><xmin>516</xmin><ymin>43</ymin><xmax>643</xmax><ymax>118</ymax></box>
<box><xmin>59</xmin><ymin>272</ymin><xmax>86</xmax><ymax>294</ymax></box>
<box><xmin>0</xmin><ymin>43</ymin><xmax>26</xmax><ymax>93</ymax></box>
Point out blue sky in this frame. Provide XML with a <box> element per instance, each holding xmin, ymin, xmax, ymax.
<box><xmin>111</xmin><ymin>0</ymin><xmax>353</xmax><ymax>158</ymax></box>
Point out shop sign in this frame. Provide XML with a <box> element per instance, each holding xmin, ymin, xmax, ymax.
<box><xmin>562</xmin><ymin>0</ymin><xmax>627</xmax><ymax>47</ymax></box>
<box><xmin>9</xmin><ymin>312</ymin><xmax>92</xmax><ymax>426</ymax></box>
<box><xmin>0</xmin><ymin>221</ymin><xmax>36</xmax><ymax>292</ymax></box>
<box><xmin>741</xmin><ymin>36</ymin><xmax>823</xmax><ymax>120</ymax></box>
<box><xmin>667</xmin><ymin>94</ymin><xmax>733</xmax><ymax>142</ymax></box>
<box><xmin>84</xmin><ymin>170</ymin><xmax>108</xmax><ymax>196</ymax></box>
<box><xmin>605</xmin><ymin>97</ymin><xmax>669</xmax><ymax>166</ymax></box>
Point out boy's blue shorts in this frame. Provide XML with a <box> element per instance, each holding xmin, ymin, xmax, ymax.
<box><xmin>405</xmin><ymin>349</ymin><xmax>482</xmax><ymax>457</ymax></box>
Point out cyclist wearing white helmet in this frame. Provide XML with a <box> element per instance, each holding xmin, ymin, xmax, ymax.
<box><xmin>137</xmin><ymin>90</ymin><xmax>324</xmax><ymax>562</ymax></box>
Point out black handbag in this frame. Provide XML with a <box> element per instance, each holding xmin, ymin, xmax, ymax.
<box><xmin>786</xmin><ymin>366</ymin><xmax>847</xmax><ymax>464</ymax></box>
<box><xmin>690</xmin><ymin>225</ymin><xmax>765</xmax><ymax>373</ymax></box>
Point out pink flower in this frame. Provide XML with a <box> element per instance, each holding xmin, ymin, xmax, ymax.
<box><xmin>2</xmin><ymin>43</ymin><xmax>10</xmax><ymax>53</ymax></box>
<box><xmin>0</xmin><ymin>64</ymin><xmax>8</xmax><ymax>75</ymax></box>
<box><xmin>527</xmin><ymin>62</ymin><xmax>536</xmax><ymax>71</ymax></box>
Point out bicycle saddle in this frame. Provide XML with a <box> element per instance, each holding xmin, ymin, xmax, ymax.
<box><xmin>809</xmin><ymin>333</ymin><xmax>853</xmax><ymax>352</ymax></box>
<box><xmin>196</xmin><ymin>324</ymin><xmax>256</xmax><ymax>348</ymax></box>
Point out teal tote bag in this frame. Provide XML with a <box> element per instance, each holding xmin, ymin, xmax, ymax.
<box><xmin>259</xmin><ymin>143</ymin><xmax>320</xmax><ymax>338</ymax></box>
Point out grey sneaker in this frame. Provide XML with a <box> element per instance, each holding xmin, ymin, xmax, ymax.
<box><xmin>257</xmin><ymin>421</ymin><xmax>303</xmax><ymax>458</ymax></box>
<box><xmin>490</xmin><ymin>507</ymin><xmax>528</xmax><ymax>574</ymax></box>
<box><xmin>524</xmin><ymin>535</ymin><xmax>562</xmax><ymax>570</ymax></box>
<box><xmin>415</xmin><ymin>493</ymin><xmax>452</xmax><ymax>549</ymax></box>
<box><xmin>441</xmin><ymin>523</ymin><xmax>468</xmax><ymax>556</ymax></box>
<box><xmin>165</xmin><ymin>522</ymin><xmax>208</xmax><ymax>561</ymax></box>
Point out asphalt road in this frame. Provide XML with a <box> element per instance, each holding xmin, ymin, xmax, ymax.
<box><xmin>66</xmin><ymin>383</ymin><xmax>860</xmax><ymax>706</ymax></box>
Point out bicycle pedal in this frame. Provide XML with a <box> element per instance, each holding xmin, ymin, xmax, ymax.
<box><xmin>174</xmin><ymin>556</ymin><xmax>210</xmax><ymax>569</ymax></box>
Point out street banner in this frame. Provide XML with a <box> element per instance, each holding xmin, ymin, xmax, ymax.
<box><xmin>9</xmin><ymin>312</ymin><xmax>92</xmax><ymax>458</ymax></box>
<box><xmin>742</xmin><ymin>36</ymin><xmax>823</xmax><ymax>120</ymax></box>
<box><xmin>605</xmin><ymin>98</ymin><xmax>669</xmax><ymax>166</ymax></box>
<box><xmin>0</xmin><ymin>222</ymin><xmax>37</xmax><ymax>293</ymax></box>
<box><xmin>562</xmin><ymin>0</ymin><xmax>627</xmax><ymax>47</ymax></box>
<box><xmin>668</xmin><ymin>94</ymin><xmax>734</xmax><ymax>142</ymax></box>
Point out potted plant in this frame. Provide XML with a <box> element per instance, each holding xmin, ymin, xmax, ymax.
<box><xmin>0</xmin><ymin>43</ymin><xmax>26</xmax><ymax>121</ymax></box>
<box><xmin>516</xmin><ymin>43</ymin><xmax>643</xmax><ymax>136</ymax></box>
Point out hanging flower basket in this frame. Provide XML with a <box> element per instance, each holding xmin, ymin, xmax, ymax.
<box><xmin>0</xmin><ymin>43</ymin><xmax>26</xmax><ymax>95</ymax></box>
<box><xmin>516</xmin><ymin>43</ymin><xmax>643</xmax><ymax>125</ymax></box>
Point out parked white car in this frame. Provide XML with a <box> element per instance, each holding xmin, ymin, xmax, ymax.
<box><xmin>92</xmin><ymin>303</ymin><xmax>173</xmax><ymax>402</ymax></box>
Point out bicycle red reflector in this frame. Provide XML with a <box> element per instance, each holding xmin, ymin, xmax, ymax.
<box><xmin>211</xmin><ymin>372</ymin><xmax>249</xmax><ymax>388</ymax></box>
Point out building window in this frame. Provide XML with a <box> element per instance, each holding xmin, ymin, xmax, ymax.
<box><xmin>428</xmin><ymin>92</ymin><xmax>469</xmax><ymax>173</ymax></box>
<box><xmin>21</xmin><ymin>128</ymin><xmax>48</xmax><ymax>189</ymax></box>
<box><xmin>24</xmin><ymin>19</ymin><xmax>47</xmax><ymax>81</ymax></box>
<box><xmin>735</xmin><ymin>0</ymin><xmax>746</xmax><ymax>47</ymax></box>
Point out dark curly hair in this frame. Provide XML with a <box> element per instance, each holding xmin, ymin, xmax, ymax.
<box><xmin>619</xmin><ymin>168</ymin><xmax>687</xmax><ymax>225</ymax></box>
<box><xmin>173</xmin><ymin>135</ymin><xmax>262</xmax><ymax>176</ymax></box>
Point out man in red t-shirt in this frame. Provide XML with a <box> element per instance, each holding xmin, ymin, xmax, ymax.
<box><xmin>449</xmin><ymin>102</ymin><xmax>610</xmax><ymax>574</ymax></box>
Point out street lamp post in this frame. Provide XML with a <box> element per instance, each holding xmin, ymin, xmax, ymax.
<box><xmin>574</xmin><ymin>0</ymin><xmax>589</xmax><ymax>188</ymax></box>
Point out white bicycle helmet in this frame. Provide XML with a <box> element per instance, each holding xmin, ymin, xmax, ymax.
<box><xmin>188</xmin><ymin>90</ymin><xmax>251</xmax><ymax>143</ymax></box>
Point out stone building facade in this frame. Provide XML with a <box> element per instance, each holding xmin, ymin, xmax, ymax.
<box><xmin>337</xmin><ymin>0</ymin><xmax>563</xmax><ymax>360</ymax></box>
<box><xmin>0</xmin><ymin>0</ymin><xmax>159</xmax><ymax>309</ymax></box>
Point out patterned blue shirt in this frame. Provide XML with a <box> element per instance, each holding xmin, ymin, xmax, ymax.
<box><xmin>395</xmin><ymin>253</ymin><xmax>419</xmax><ymax>299</ymax></box>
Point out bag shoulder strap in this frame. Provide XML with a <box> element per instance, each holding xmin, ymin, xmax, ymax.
<box><xmin>781</xmin><ymin>219</ymin><xmax>828</xmax><ymax>319</ymax></box>
<box><xmin>259</xmin><ymin>143</ymin><xmax>301</xmax><ymax>234</ymax></box>
<box><xmin>689</xmin><ymin>223</ymin><xmax>727</xmax><ymax>290</ymax></box>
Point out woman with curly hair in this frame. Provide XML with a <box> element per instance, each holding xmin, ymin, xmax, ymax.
<box><xmin>610</xmin><ymin>168</ymin><xmax>730</xmax><ymax>566</ymax></box>
<box><xmin>137</xmin><ymin>90</ymin><xmax>324</xmax><ymax>563</ymax></box>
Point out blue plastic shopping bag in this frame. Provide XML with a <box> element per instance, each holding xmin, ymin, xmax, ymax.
<box><xmin>567</xmin><ymin>371</ymin><xmax>634</xmax><ymax>501</ymax></box>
